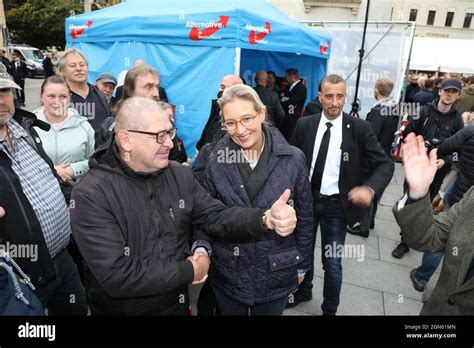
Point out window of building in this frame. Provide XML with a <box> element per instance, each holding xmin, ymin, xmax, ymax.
<box><xmin>427</xmin><ymin>10</ymin><xmax>436</xmax><ymax>25</ymax></box>
<box><xmin>445</xmin><ymin>11</ymin><xmax>454</xmax><ymax>27</ymax></box>
<box><xmin>409</xmin><ymin>9</ymin><xmax>418</xmax><ymax>22</ymax></box>
<box><xmin>463</xmin><ymin>13</ymin><xmax>473</xmax><ymax>28</ymax></box>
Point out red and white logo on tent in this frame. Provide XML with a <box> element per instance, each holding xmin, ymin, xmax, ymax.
<box><xmin>319</xmin><ymin>40</ymin><xmax>330</xmax><ymax>55</ymax></box>
<box><xmin>70</xmin><ymin>20</ymin><xmax>93</xmax><ymax>39</ymax></box>
<box><xmin>246</xmin><ymin>22</ymin><xmax>271</xmax><ymax>45</ymax></box>
<box><xmin>187</xmin><ymin>16</ymin><xmax>229</xmax><ymax>41</ymax></box>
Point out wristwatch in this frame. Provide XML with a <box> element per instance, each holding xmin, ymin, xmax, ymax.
<box><xmin>262</xmin><ymin>212</ymin><xmax>272</xmax><ymax>231</ymax></box>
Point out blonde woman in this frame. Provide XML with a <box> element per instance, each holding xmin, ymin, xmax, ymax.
<box><xmin>196</xmin><ymin>84</ymin><xmax>314</xmax><ymax>315</ymax></box>
<box><xmin>34</xmin><ymin>76</ymin><xmax>94</xmax><ymax>183</ymax></box>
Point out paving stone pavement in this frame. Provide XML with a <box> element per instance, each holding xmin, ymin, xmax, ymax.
<box><xmin>282</xmin><ymin>163</ymin><xmax>439</xmax><ymax>316</ymax></box>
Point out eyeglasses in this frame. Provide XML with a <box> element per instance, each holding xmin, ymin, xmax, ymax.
<box><xmin>127</xmin><ymin>127</ymin><xmax>177</xmax><ymax>144</ymax></box>
<box><xmin>222</xmin><ymin>114</ymin><xmax>258</xmax><ymax>131</ymax></box>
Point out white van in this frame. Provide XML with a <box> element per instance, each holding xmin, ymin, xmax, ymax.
<box><xmin>8</xmin><ymin>45</ymin><xmax>45</xmax><ymax>78</ymax></box>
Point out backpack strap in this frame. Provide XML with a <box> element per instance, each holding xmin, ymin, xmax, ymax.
<box><xmin>0</xmin><ymin>251</ymin><xmax>36</xmax><ymax>308</ymax></box>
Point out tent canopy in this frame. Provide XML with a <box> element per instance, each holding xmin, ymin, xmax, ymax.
<box><xmin>407</xmin><ymin>37</ymin><xmax>474</xmax><ymax>74</ymax></box>
<box><xmin>65</xmin><ymin>0</ymin><xmax>331</xmax><ymax>154</ymax></box>
<box><xmin>66</xmin><ymin>0</ymin><xmax>331</xmax><ymax>58</ymax></box>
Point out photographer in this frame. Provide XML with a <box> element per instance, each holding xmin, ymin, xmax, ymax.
<box><xmin>392</xmin><ymin>79</ymin><xmax>464</xmax><ymax>259</ymax></box>
<box><xmin>393</xmin><ymin>133</ymin><xmax>473</xmax><ymax>315</ymax></box>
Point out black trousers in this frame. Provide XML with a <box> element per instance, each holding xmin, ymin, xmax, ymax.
<box><xmin>14</xmin><ymin>78</ymin><xmax>25</xmax><ymax>103</ymax></box>
<box><xmin>34</xmin><ymin>249</ymin><xmax>88</xmax><ymax>315</ymax></box>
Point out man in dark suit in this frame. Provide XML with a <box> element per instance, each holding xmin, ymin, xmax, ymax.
<box><xmin>10</xmin><ymin>51</ymin><xmax>28</xmax><ymax>106</ymax></box>
<box><xmin>289</xmin><ymin>74</ymin><xmax>394</xmax><ymax>314</ymax></box>
<box><xmin>280</xmin><ymin>68</ymin><xmax>307</xmax><ymax>141</ymax></box>
<box><xmin>254</xmin><ymin>70</ymin><xmax>284</xmax><ymax>127</ymax></box>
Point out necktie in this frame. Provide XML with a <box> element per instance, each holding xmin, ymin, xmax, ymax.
<box><xmin>311</xmin><ymin>122</ymin><xmax>332</xmax><ymax>194</ymax></box>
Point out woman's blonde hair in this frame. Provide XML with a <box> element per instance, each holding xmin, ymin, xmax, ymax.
<box><xmin>217</xmin><ymin>84</ymin><xmax>266</xmax><ymax>122</ymax></box>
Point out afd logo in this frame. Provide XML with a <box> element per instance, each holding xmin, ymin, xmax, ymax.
<box><xmin>246</xmin><ymin>22</ymin><xmax>271</xmax><ymax>45</ymax></box>
<box><xmin>70</xmin><ymin>20</ymin><xmax>93</xmax><ymax>39</ymax></box>
<box><xmin>319</xmin><ymin>40</ymin><xmax>330</xmax><ymax>55</ymax></box>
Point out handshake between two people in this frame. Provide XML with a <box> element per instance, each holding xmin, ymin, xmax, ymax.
<box><xmin>188</xmin><ymin>189</ymin><xmax>298</xmax><ymax>285</ymax></box>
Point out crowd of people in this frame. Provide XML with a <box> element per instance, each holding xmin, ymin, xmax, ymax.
<box><xmin>0</xmin><ymin>46</ymin><xmax>473</xmax><ymax>316</ymax></box>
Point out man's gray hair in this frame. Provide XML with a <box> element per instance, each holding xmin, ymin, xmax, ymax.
<box><xmin>56</xmin><ymin>48</ymin><xmax>88</xmax><ymax>76</ymax></box>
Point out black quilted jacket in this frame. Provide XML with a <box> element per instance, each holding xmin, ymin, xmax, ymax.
<box><xmin>200</xmin><ymin>126</ymin><xmax>314</xmax><ymax>305</ymax></box>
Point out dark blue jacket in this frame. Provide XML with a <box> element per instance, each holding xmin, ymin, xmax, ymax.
<box><xmin>438</xmin><ymin>126</ymin><xmax>474</xmax><ymax>206</ymax></box>
<box><xmin>413</xmin><ymin>90</ymin><xmax>435</xmax><ymax>106</ymax></box>
<box><xmin>199</xmin><ymin>126</ymin><xmax>314</xmax><ymax>305</ymax></box>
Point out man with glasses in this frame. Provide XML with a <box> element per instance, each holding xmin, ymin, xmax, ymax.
<box><xmin>70</xmin><ymin>97</ymin><xmax>299</xmax><ymax>315</ymax></box>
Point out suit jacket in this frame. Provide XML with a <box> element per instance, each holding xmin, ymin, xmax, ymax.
<box><xmin>254</xmin><ymin>84</ymin><xmax>284</xmax><ymax>127</ymax></box>
<box><xmin>393</xmin><ymin>188</ymin><xmax>474</xmax><ymax>315</ymax></box>
<box><xmin>290</xmin><ymin>112</ymin><xmax>394</xmax><ymax>226</ymax></box>
<box><xmin>281</xmin><ymin>80</ymin><xmax>307</xmax><ymax>119</ymax></box>
<box><xmin>280</xmin><ymin>80</ymin><xmax>307</xmax><ymax>140</ymax></box>
<box><xmin>11</xmin><ymin>59</ymin><xmax>28</xmax><ymax>79</ymax></box>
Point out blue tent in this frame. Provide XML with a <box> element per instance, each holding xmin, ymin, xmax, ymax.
<box><xmin>65</xmin><ymin>0</ymin><xmax>331</xmax><ymax>154</ymax></box>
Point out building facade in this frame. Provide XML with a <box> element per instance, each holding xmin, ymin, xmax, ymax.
<box><xmin>269</xmin><ymin>0</ymin><xmax>474</xmax><ymax>39</ymax></box>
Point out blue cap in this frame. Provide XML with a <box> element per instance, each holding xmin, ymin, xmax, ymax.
<box><xmin>441</xmin><ymin>79</ymin><xmax>462</xmax><ymax>91</ymax></box>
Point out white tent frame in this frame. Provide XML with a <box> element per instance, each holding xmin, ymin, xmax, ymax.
<box><xmin>300</xmin><ymin>20</ymin><xmax>416</xmax><ymax>102</ymax></box>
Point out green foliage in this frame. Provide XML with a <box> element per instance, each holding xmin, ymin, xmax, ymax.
<box><xmin>5</xmin><ymin>0</ymin><xmax>84</xmax><ymax>50</ymax></box>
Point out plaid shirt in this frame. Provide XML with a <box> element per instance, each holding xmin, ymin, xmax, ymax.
<box><xmin>0</xmin><ymin>118</ymin><xmax>70</xmax><ymax>257</ymax></box>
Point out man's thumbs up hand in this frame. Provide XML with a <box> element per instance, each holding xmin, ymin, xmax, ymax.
<box><xmin>265</xmin><ymin>189</ymin><xmax>297</xmax><ymax>237</ymax></box>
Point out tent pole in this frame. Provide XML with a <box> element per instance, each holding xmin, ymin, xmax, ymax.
<box><xmin>235</xmin><ymin>47</ymin><xmax>241</xmax><ymax>76</ymax></box>
<box><xmin>400</xmin><ymin>21</ymin><xmax>416</xmax><ymax>103</ymax></box>
<box><xmin>350</xmin><ymin>0</ymin><xmax>370</xmax><ymax>118</ymax></box>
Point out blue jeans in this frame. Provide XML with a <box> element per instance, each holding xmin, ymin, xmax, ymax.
<box><xmin>415</xmin><ymin>251</ymin><xmax>443</xmax><ymax>284</ymax></box>
<box><xmin>415</xmin><ymin>198</ymin><xmax>451</xmax><ymax>284</ymax></box>
<box><xmin>299</xmin><ymin>197</ymin><xmax>347</xmax><ymax>314</ymax></box>
<box><xmin>212</xmin><ymin>285</ymin><xmax>288</xmax><ymax>316</ymax></box>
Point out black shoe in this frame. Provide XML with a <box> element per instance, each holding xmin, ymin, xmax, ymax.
<box><xmin>392</xmin><ymin>242</ymin><xmax>409</xmax><ymax>259</ymax></box>
<box><xmin>286</xmin><ymin>290</ymin><xmax>312</xmax><ymax>308</ymax></box>
<box><xmin>410</xmin><ymin>268</ymin><xmax>426</xmax><ymax>292</ymax></box>
<box><xmin>346</xmin><ymin>225</ymin><xmax>369</xmax><ymax>238</ymax></box>
<box><xmin>322</xmin><ymin>311</ymin><xmax>336</xmax><ymax>316</ymax></box>
<box><xmin>20</xmin><ymin>102</ymin><xmax>25</xmax><ymax>106</ymax></box>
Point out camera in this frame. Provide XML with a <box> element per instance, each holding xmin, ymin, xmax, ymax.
<box><xmin>425</xmin><ymin>138</ymin><xmax>442</xmax><ymax>153</ymax></box>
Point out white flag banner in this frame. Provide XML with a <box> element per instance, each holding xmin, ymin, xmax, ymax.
<box><xmin>312</xmin><ymin>26</ymin><xmax>407</xmax><ymax>119</ymax></box>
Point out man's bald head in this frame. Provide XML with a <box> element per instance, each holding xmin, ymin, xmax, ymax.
<box><xmin>255</xmin><ymin>71</ymin><xmax>268</xmax><ymax>86</ymax></box>
<box><xmin>115</xmin><ymin>97</ymin><xmax>165</xmax><ymax>133</ymax></box>
<box><xmin>133</xmin><ymin>60</ymin><xmax>147</xmax><ymax>67</ymax></box>
<box><xmin>219</xmin><ymin>75</ymin><xmax>243</xmax><ymax>93</ymax></box>
<box><xmin>115</xmin><ymin>97</ymin><xmax>174</xmax><ymax>172</ymax></box>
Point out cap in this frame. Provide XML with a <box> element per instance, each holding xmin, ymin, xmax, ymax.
<box><xmin>96</xmin><ymin>73</ymin><xmax>117</xmax><ymax>86</ymax></box>
<box><xmin>441</xmin><ymin>79</ymin><xmax>462</xmax><ymax>91</ymax></box>
<box><xmin>0</xmin><ymin>63</ymin><xmax>21</xmax><ymax>90</ymax></box>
